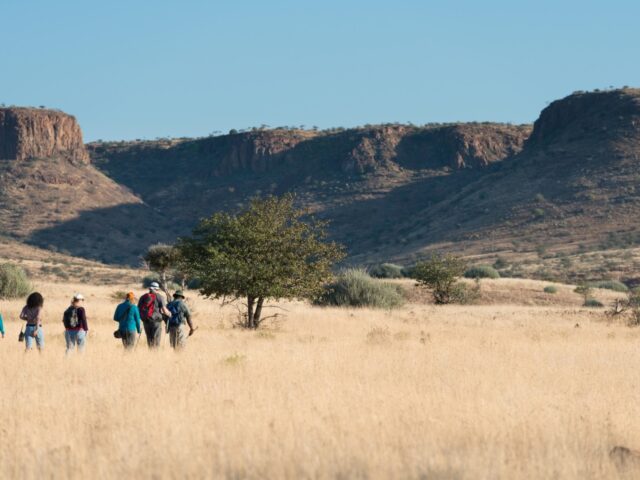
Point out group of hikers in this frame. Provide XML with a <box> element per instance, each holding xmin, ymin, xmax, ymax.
<box><xmin>0</xmin><ymin>282</ymin><xmax>197</xmax><ymax>353</ymax></box>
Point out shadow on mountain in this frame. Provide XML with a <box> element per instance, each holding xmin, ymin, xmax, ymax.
<box><xmin>27</xmin><ymin>203</ymin><xmax>180</xmax><ymax>266</ymax></box>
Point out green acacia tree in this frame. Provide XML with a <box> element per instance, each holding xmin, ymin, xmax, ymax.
<box><xmin>412</xmin><ymin>253</ymin><xmax>467</xmax><ymax>304</ymax></box>
<box><xmin>143</xmin><ymin>243</ymin><xmax>181</xmax><ymax>299</ymax></box>
<box><xmin>178</xmin><ymin>195</ymin><xmax>345</xmax><ymax>329</ymax></box>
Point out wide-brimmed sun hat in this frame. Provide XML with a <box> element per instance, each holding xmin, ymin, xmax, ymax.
<box><xmin>173</xmin><ymin>290</ymin><xmax>185</xmax><ymax>298</ymax></box>
<box><xmin>149</xmin><ymin>282</ymin><xmax>160</xmax><ymax>290</ymax></box>
<box><xmin>73</xmin><ymin>293</ymin><xmax>85</xmax><ymax>301</ymax></box>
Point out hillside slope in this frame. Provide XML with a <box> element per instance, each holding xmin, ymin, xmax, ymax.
<box><xmin>389</xmin><ymin>88</ymin><xmax>640</xmax><ymax>264</ymax></box>
<box><xmin>0</xmin><ymin>107</ymin><xmax>169</xmax><ymax>264</ymax></box>
<box><xmin>88</xmin><ymin>123</ymin><xmax>530</xmax><ymax>260</ymax></box>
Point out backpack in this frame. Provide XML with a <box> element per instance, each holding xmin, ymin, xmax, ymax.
<box><xmin>63</xmin><ymin>307</ymin><xmax>79</xmax><ymax>329</ymax></box>
<box><xmin>139</xmin><ymin>293</ymin><xmax>156</xmax><ymax>321</ymax></box>
<box><xmin>167</xmin><ymin>301</ymin><xmax>182</xmax><ymax>326</ymax></box>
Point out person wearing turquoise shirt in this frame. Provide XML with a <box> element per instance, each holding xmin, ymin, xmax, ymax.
<box><xmin>113</xmin><ymin>291</ymin><xmax>141</xmax><ymax>350</ymax></box>
<box><xmin>0</xmin><ymin>312</ymin><xmax>4</xmax><ymax>338</ymax></box>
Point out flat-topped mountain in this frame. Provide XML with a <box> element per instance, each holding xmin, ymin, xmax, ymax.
<box><xmin>3</xmin><ymin>89</ymin><xmax>640</xmax><ymax>273</ymax></box>
<box><xmin>0</xmin><ymin>107</ymin><xmax>168</xmax><ymax>264</ymax></box>
<box><xmin>0</xmin><ymin>107</ymin><xmax>89</xmax><ymax>164</ymax></box>
<box><xmin>394</xmin><ymin>88</ymin><xmax>640</xmax><ymax>264</ymax></box>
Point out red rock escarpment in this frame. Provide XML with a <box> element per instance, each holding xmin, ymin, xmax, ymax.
<box><xmin>0</xmin><ymin>107</ymin><xmax>89</xmax><ymax>164</ymax></box>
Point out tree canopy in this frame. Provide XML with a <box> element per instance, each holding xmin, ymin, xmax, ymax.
<box><xmin>178</xmin><ymin>195</ymin><xmax>344</xmax><ymax>328</ymax></box>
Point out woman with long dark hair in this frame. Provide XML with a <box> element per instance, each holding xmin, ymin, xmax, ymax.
<box><xmin>20</xmin><ymin>292</ymin><xmax>45</xmax><ymax>351</ymax></box>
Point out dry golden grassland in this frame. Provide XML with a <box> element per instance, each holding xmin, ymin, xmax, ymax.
<box><xmin>0</xmin><ymin>278</ymin><xmax>639</xmax><ymax>479</ymax></box>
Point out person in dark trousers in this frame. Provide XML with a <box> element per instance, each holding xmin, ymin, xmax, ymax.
<box><xmin>20</xmin><ymin>292</ymin><xmax>45</xmax><ymax>351</ymax></box>
<box><xmin>63</xmin><ymin>293</ymin><xmax>88</xmax><ymax>354</ymax></box>
<box><xmin>138</xmin><ymin>282</ymin><xmax>171</xmax><ymax>349</ymax></box>
<box><xmin>114</xmin><ymin>292</ymin><xmax>141</xmax><ymax>350</ymax></box>
<box><xmin>166</xmin><ymin>291</ymin><xmax>197</xmax><ymax>350</ymax></box>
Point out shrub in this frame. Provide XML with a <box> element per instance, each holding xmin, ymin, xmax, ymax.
<box><xmin>493</xmin><ymin>257</ymin><xmax>508</xmax><ymax>269</ymax></box>
<box><xmin>413</xmin><ymin>254</ymin><xmax>467</xmax><ymax>304</ymax></box>
<box><xmin>590</xmin><ymin>280</ymin><xmax>629</xmax><ymax>292</ymax></box>
<box><xmin>584</xmin><ymin>298</ymin><xmax>604</xmax><ymax>308</ymax></box>
<box><xmin>0</xmin><ymin>263</ymin><xmax>31</xmax><ymax>299</ymax></box>
<box><xmin>543</xmin><ymin>286</ymin><xmax>558</xmax><ymax>294</ymax></box>
<box><xmin>142</xmin><ymin>275</ymin><xmax>159</xmax><ymax>288</ymax></box>
<box><xmin>315</xmin><ymin>269</ymin><xmax>405</xmax><ymax>309</ymax></box>
<box><xmin>141</xmin><ymin>276</ymin><xmax>180</xmax><ymax>291</ymax></box>
<box><xmin>453</xmin><ymin>280</ymin><xmax>481</xmax><ymax>305</ymax></box>
<box><xmin>574</xmin><ymin>284</ymin><xmax>593</xmax><ymax>302</ymax></box>
<box><xmin>464</xmin><ymin>265</ymin><xmax>500</xmax><ymax>279</ymax></box>
<box><xmin>369</xmin><ymin>263</ymin><xmax>404</xmax><ymax>279</ymax></box>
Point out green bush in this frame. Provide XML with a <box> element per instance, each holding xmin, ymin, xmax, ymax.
<box><xmin>315</xmin><ymin>269</ymin><xmax>405</xmax><ymax>309</ymax></box>
<box><xmin>589</xmin><ymin>280</ymin><xmax>629</xmax><ymax>292</ymax></box>
<box><xmin>412</xmin><ymin>254</ymin><xmax>467</xmax><ymax>304</ymax></box>
<box><xmin>0</xmin><ymin>263</ymin><xmax>31</xmax><ymax>299</ymax></box>
<box><xmin>543</xmin><ymin>286</ymin><xmax>558</xmax><ymax>294</ymax></box>
<box><xmin>584</xmin><ymin>298</ymin><xmax>604</xmax><ymax>308</ymax></box>
<box><xmin>464</xmin><ymin>265</ymin><xmax>500</xmax><ymax>279</ymax></box>
<box><xmin>369</xmin><ymin>263</ymin><xmax>404</xmax><ymax>279</ymax></box>
<box><xmin>142</xmin><ymin>275</ymin><xmax>159</xmax><ymax>288</ymax></box>
<box><xmin>141</xmin><ymin>275</ymin><xmax>179</xmax><ymax>291</ymax></box>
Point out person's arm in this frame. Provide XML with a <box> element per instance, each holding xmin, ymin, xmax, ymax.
<box><xmin>134</xmin><ymin>307</ymin><xmax>141</xmax><ymax>334</ymax></box>
<box><xmin>159</xmin><ymin>296</ymin><xmax>171</xmax><ymax>318</ymax></box>
<box><xmin>183</xmin><ymin>304</ymin><xmax>194</xmax><ymax>330</ymax></box>
<box><xmin>0</xmin><ymin>313</ymin><xmax>4</xmax><ymax>338</ymax></box>
<box><xmin>79</xmin><ymin>308</ymin><xmax>88</xmax><ymax>331</ymax></box>
<box><xmin>19</xmin><ymin>307</ymin><xmax>27</xmax><ymax>321</ymax></box>
<box><xmin>113</xmin><ymin>305</ymin><xmax>121</xmax><ymax>322</ymax></box>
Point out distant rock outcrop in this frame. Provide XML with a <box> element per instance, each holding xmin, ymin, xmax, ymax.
<box><xmin>0</xmin><ymin>107</ymin><xmax>89</xmax><ymax>164</ymax></box>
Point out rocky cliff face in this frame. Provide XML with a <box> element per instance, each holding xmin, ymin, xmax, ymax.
<box><xmin>89</xmin><ymin>122</ymin><xmax>530</xmax><ymax>181</ymax></box>
<box><xmin>526</xmin><ymin>88</ymin><xmax>640</xmax><ymax>147</ymax></box>
<box><xmin>0</xmin><ymin>107</ymin><xmax>89</xmax><ymax>164</ymax></box>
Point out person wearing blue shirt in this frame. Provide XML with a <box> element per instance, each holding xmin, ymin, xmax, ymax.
<box><xmin>0</xmin><ymin>312</ymin><xmax>4</xmax><ymax>338</ymax></box>
<box><xmin>113</xmin><ymin>292</ymin><xmax>141</xmax><ymax>350</ymax></box>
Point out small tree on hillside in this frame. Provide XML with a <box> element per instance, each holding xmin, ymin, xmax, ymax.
<box><xmin>143</xmin><ymin>243</ymin><xmax>181</xmax><ymax>300</ymax></box>
<box><xmin>178</xmin><ymin>195</ymin><xmax>345</xmax><ymax>329</ymax></box>
<box><xmin>412</xmin><ymin>254</ymin><xmax>467</xmax><ymax>304</ymax></box>
<box><xmin>574</xmin><ymin>284</ymin><xmax>593</xmax><ymax>305</ymax></box>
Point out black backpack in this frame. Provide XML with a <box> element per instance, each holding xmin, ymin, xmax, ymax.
<box><xmin>63</xmin><ymin>307</ymin><xmax>79</xmax><ymax>329</ymax></box>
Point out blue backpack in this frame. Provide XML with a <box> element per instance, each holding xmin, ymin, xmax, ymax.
<box><xmin>167</xmin><ymin>301</ymin><xmax>182</xmax><ymax>326</ymax></box>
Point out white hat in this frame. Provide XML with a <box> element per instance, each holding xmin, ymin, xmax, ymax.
<box><xmin>149</xmin><ymin>282</ymin><xmax>160</xmax><ymax>290</ymax></box>
<box><xmin>73</xmin><ymin>293</ymin><xmax>85</xmax><ymax>301</ymax></box>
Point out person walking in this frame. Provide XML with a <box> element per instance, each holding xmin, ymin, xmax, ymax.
<box><xmin>0</xmin><ymin>310</ymin><xmax>4</xmax><ymax>339</ymax></box>
<box><xmin>166</xmin><ymin>291</ymin><xmax>197</xmax><ymax>350</ymax></box>
<box><xmin>138</xmin><ymin>282</ymin><xmax>171</xmax><ymax>349</ymax></box>
<box><xmin>63</xmin><ymin>293</ymin><xmax>88</xmax><ymax>354</ymax></box>
<box><xmin>114</xmin><ymin>292</ymin><xmax>141</xmax><ymax>350</ymax></box>
<box><xmin>20</xmin><ymin>292</ymin><xmax>45</xmax><ymax>351</ymax></box>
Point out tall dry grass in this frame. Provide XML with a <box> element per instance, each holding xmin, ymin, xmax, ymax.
<box><xmin>0</xmin><ymin>279</ymin><xmax>638</xmax><ymax>479</ymax></box>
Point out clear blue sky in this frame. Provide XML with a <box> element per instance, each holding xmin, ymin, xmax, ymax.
<box><xmin>1</xmin><ymin>0</ymin><xmax>638</xmax><ymax>141</ymax></box>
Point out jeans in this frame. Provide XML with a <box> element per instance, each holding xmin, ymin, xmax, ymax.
<box><xmin>65</xmin><ymin>330</ymin><xmax>86</xmax><ymax>353</ymax></box>
<box><xmin>24</xmin><ymin>325</ymin><xmax>44</xmax><ymax>351</ymax></box>
<box><xmin>143</xmin><ymin>320</ymin><xmax>163</xmax><ymax>348</ymax></box>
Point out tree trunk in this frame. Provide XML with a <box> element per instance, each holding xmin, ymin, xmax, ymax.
<box><xmin>160</xmin><ymin>270</ymin><xmax>172</xmax><ymax>302</ymax></box>
<box><xmin>253</xmin><ymin>297</ymin><xmax>264</xmax><ymax>328</ymax></box>
<box><xmin>247</xmin><ymin>296</ymin><xmax>255</xmax><ymax>329</ymax></box>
